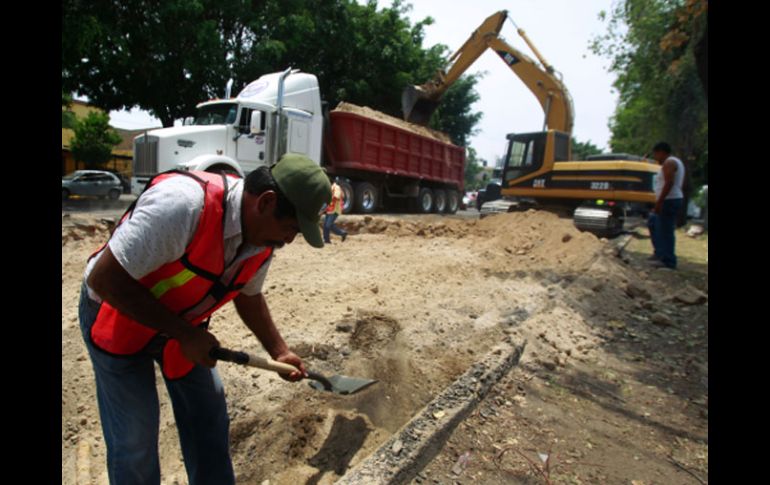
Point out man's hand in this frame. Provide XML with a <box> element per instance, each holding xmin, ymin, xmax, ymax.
<box><xmin>273</xmin><ymin>350</ymin><xmax>307</xmax><ymax>382</ymax></box>
<box><xmin>178</xmin><ymin>326</ymin><xmax>220</xmax><ymax>368</ymax></box>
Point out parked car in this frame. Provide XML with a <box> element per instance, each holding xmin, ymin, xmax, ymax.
<box><xmin>103</xmin><ymin>169</ymin><xmax>132</xmax><ymax>194</ymax></box>
<box><xmin>62</xmin><ymin>170</ymin><xmax>124</xmax><ymax>200</ymax></box>
<box><xmin>476</xmin><ymin>178</ymin><xmax>502</xmax><ymax>210</ymax></box>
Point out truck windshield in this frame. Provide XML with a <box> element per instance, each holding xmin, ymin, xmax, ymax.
<box><xmin>194</xmin><ymin>103</ymin><xmax>238</xmax><ymax>126</ymax></box>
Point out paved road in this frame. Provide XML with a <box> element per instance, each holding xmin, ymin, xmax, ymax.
<box><xmin>62</xmin><ymin>194</ymin><xmax>137</xmax><ymax>220</ymax></box>
<box><xmin>62</xmin><ymin>196</ymin><xmax>482</xmax><ymax>221</ymax></box>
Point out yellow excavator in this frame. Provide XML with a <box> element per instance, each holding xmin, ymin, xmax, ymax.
<box><xmin>403</xmin><ymin>10</ymin><xmax>658</xmax><ymax>236</ymax></box>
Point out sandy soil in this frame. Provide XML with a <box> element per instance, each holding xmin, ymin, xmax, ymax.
<box><xmin>333</xmin><ymin>102</ymin><xmax>454</xmax><ymax>144</ymax></box>
<box><xmin>61</xmin><ymin>211</ymin><xmax>707</xmax><ymax>485</ymax></box>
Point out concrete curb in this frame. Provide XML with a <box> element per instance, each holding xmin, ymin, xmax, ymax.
<box><xmin>335</xmin><ymin>338</ymin><xmax>527</xmax><ymax>485</ymax></box>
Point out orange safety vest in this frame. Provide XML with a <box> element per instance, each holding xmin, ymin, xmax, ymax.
<box><xmin>88</xmin><ymin>170</ymin><xmax>273</xmax><ymax>379</ymax></box>
<box><xmin>325</xmin><ymin>183</ymin><xmax>344</xmax><ymax>215</ymax></box>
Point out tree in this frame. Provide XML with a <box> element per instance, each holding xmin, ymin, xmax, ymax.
<box><xmin>71</xmin><ymin>112</ymin><xmax>123</xmax><ymax>169</ymax></box>
<box><xmin>590</xmin><ymin>0</ymin><xmax>707</xmax><ymax>186</ymax></box>
<box><xmin>62</xmin><ymin>0</ymin><xmax>250</xmax><ymax>127</ymax></box>
<box><xmin>464</xmin><ymin>146</ymin><xmax>487</xmax><ymax>191</ymax></box>
<box><xmin>571</xmin><ymin>137</ymin><xmax>603</xmax><ymax>160</ymax></box>
<box><xmin>430</xmin><ymin>74</ymin><xmax>483</xmax><ymax>146</ymax></box>
<box><xmin>62</xmin><ymin>1</ymin><xmax>482</xmax><ymax>146</ymax></box>
<box><xmin>62</xmin><ymin>92</ymin><xmax>77</xmax><ymax>129</ymax></box>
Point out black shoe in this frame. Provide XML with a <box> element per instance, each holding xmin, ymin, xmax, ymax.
<box><xmin>341</xmin><ymin>233</ymin><xmax>348</xmax><ymax>242</ymax></box>
<box><xmin>324</xmin><ymin>240</ymin><xmax>332</xmax><ymax>245</ymax></box>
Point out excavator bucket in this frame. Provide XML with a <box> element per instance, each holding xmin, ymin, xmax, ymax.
<box><xmin>401</xmin><ymin>84</ymin><xmax>440</xmax><ymax>126</ymax></box>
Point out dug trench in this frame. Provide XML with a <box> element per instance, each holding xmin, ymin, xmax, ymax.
<box><xmin>61</xmin><ymin>210</ymin><xmax>706</xmax><ymax>485</ymax></box>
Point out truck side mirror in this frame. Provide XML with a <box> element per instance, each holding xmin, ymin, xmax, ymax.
<box><xmin>250</xmin><ymin>111</ymin><xmax>263</xmax><ymax>134</ymax></box>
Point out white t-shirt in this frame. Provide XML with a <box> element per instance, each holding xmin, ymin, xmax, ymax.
<box><xmin>654</xmin><ymin>156</ymin><xmax>685</xmax><ymax>200</ymax></box>
<box><xmin>83</xmin><ymin>175</ymin><xmax>272</xmax><ymax>303</ymax></box>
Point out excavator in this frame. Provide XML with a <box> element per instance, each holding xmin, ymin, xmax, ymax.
<box><xmin>402</xmin><ymin>10</ymin><xmax>658</xmax><ymax>236</ymax></box>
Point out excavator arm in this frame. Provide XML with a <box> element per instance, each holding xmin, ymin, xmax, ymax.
<box><xmin>402</xmin><ymin>10</ymin><xmax>574</xmax><ymax>134</ymax></box>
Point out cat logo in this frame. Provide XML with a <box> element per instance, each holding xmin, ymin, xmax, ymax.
<box><xmin>496</xmin><ymin>50</ymin><xmax>520</xmax><ymax>66</ymax></box>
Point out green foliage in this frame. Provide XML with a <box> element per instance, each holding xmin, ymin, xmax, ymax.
<box><xmin>429</xmin><ymin>74</ymin><xmax>483</xmax><ymax>147</ymax></box>
<box><xmin>590</xmin><ymin>0</ymin><xmax>707</xmax><ymax>184</ymax></box>
<box><xmin>62</xmin><ymin>0</ymin><xmax>481</xmax><ymax>147</ymax></box>
<box><xmin>71</xmin><ymin>112</ymin><xmax>123</xmax><ymax>169</ymax></box>
<box><xmin>62</xmin><ymin>92</ymin><xmax>77</xmax><ymax>129</ymax></box>
<box><xmin>571</xmin><ymin>137</ymin><xmax>603</xmax><ymax>160</ymax></box>
<box><xmin>463</xmin><ymin>146</ymin><xmax>487</xmax><ymax>191</ymax></box>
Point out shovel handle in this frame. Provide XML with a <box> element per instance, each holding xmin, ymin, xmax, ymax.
<box><xmin>210</xmin><ymin>347</ymin><xmax>299</xmax><ymax>375</ymax></box>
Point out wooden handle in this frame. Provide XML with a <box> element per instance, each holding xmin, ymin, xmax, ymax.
<box><xmin>210</xmin><ymin>347</ymin><xmax>299</xmax><ymax>375</ymax></box>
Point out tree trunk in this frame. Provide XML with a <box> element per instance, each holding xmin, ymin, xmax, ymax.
<box><xmin>160</xmin><ymin>114</ymin><xmax>175</xmax><ymax>127</ymax></box>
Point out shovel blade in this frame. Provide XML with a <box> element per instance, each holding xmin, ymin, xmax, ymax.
<box><xmin>308</xmin><ymin>374</ymin><xmax>378</xmax><ymax>395</ymax></box>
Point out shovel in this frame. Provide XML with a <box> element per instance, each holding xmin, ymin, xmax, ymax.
<box><xmin>210</xmin><ymin>347</ymin><xmax>377</xmax><ymax>395</ymax></box>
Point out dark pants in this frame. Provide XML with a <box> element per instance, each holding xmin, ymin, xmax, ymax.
<box><xmin>323</xmin><ymin>213</ymin><xmax>347</xmax><ymax>242</ymax></box>
<box><xmin>648</xmin><ymin>198</ymin><xmax>683</xmax><ymax>269</ymax></box>
<box><xmin>79</xmin><ymin>284</ymin><xmax>235</xmax><ymax>485</ymax></box>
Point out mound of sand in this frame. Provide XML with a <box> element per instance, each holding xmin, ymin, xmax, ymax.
<box><xmin>333</xmin><ymin>102</ymin><xmax>454</xmax><ymax>145</ymax></box>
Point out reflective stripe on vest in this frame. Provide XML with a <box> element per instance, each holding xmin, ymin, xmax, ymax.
<box><xmin>150</xmin><ymin>268</ymin><xmax>197</xmax><ymax>299</ymax></box>
<box><xmin>88</xmin><ymin>170</ymin><xmax>273</xmax><ymax>379</ymax></box>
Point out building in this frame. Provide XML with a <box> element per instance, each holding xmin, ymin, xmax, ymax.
<box><xmin>61</xmin><ymin>100</ymin><xmax>147</xmax><ymax>177</ymax></box>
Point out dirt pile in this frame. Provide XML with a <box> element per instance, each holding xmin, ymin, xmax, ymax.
<box><xmin>334</xmin><ymin>102</ymin><xmax>454</xmax><ymax>144</ymax></box>
<box><xmin>62</xmin><ymin>209</ymin><xmax>705</xmax><ymax>484</ymax></box>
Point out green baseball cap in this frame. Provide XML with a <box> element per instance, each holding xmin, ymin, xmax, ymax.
<box><xmin>271</xmin><ymin>153</ymin><xmax>331</xmax><ymax>248</ymax></box>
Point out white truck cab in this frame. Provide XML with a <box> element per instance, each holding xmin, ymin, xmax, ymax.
<box><xmin>131</xmin><ymin>69</ymin><xmax>324</xmax><ymax>195</ymax></box>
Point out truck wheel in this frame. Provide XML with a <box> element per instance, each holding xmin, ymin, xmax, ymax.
<box><xmin>446</xmin><ymin>190</ymin><xmax>459</xmax><ymax>214</ymax></box>
<box><xmin>433</xmin><ymin>189</ymin><xmax>447</xmax><ymax>213</ymax></box>
<box><xmin>108</xmin><ymin>189</ymin><xmax>121</xmax><ymax>200</ymax></box>
<box><xmin>354</xmin><ymin>182</ymin><xmax>378</xmax><ymax>214</ymax></box>
<box><xmin>339</xmin><ymin>180</ymin><xmax>354</xmax><ymax>214</ymax></box>
<box><xmin>417</xmin><ymin>187</ymin><xmax>434</xmax><ymax>214</ymax></box>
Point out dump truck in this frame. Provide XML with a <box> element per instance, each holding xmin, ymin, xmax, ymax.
<box><xmin>131</xmin><ymin>68</ymin><xmax>465</xmax><ymax>214</ymax></box>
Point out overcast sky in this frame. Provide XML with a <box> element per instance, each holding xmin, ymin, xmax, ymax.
<box><xmin>107</xmin><ymin>0</ymin><xmax>619</xmax><ymax>163</ymax></box>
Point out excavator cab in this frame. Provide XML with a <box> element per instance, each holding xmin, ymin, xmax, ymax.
<box><xmin>501</xmin><ymin>131</ymin><xmax>570</xmax><ymax>184</ymax></box>
<box><xmin>501</xmin><ymin>132</ymin><xmax>548</xmax><ymax>183</ymax></box>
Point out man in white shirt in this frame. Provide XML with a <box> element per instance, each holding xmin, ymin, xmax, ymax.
<box><xmin>79</xmin><ymin>154</ymin><xmax>331</xmax><ymax>485</ymax></box>
<box><xmin>648</xmin><ymin>142</ymin><xmax>685</xmax><ymax>269</ymax></box>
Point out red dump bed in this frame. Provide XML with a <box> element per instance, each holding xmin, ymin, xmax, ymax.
<box><xmin>326</xmin><ymin>111</ymin><xmax>465</xmax><ymax>189</ymax></box>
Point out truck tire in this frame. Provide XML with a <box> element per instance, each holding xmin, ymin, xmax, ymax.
<box><xmin>354</xmin><ymin>182</ymin><xmax>378</xmax><ymax>214</ymax></box>
<box><xmin>339</xmin><ymin>180</ymin><xmax>354</xmax><ymax>214</ymax></box>
<box><xmin>446</xmin><ymin>190</ymin><xmax>460</xmax><ymax>214</ymax></box>
<box><xmin>433</xmin><ymin>189</ymin><xmax>447</xmax><ymax>213</ymax></box>
<box><xmin>417</xmin><ymin>187</ymin><xmax>434</xmax><ymax>214</ymax></box>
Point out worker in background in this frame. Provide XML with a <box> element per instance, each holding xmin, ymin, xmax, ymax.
<box><xmin>648</xmin><ymin>141</ymin><xmax>685</xmax><ymax>269</ymax></box>
<box><xmin>323</xmin><ymin>177</ymin><xmax>348</xmax><ymax>244</ymax></box>
<box><xmin>79</xmin><ymin>154</ymin><xmax>331</xmax><ymax>485</ymax></box>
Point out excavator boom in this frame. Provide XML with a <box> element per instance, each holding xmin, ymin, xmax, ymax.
<box><xmin>402</xmin><ymin>10</ymin><xmax>573</xmax><ymax>134</ymax></box>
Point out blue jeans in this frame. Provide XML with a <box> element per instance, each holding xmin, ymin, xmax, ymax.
<box><xmin>648</xmin><ymin>198</ymin><xmax>683</xmax><ymax>269</ymax></box>
<box><xmin>78</xmin><ymin>283</ymin><xmax>235</xmax><ymax>485</ymax></box>
<box><xmin>323</xmin><ymin>213</ymin><xmax>347</xmax><ymax>242</ymax></box>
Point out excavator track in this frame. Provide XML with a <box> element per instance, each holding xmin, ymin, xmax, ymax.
<box><xmin>480</xmin><ymin>198</ymin><xmax>628</xmax><ymax>238</ymax></box>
